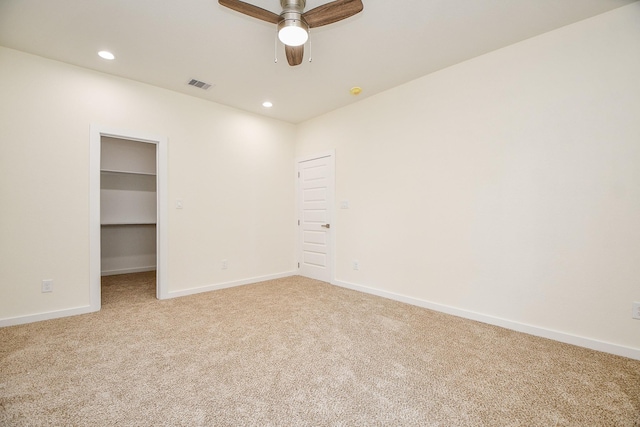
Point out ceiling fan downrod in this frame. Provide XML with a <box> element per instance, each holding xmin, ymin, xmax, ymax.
<box><xmin>280</xmin><ymin>0</ymin><xmax>306</xmax><ymax>14</ymax></box>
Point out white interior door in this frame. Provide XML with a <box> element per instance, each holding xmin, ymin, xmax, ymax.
<box><xmin>298</xmin><ymin>153</ymin><xmax>334</xmax><ymax>282</ymax></box>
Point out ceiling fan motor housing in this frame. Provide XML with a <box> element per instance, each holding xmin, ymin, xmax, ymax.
<box><xmin>279</xmin><ymin>0</ymin><xmax>307</xmax><ymax>26</ymax></box>
<box><xmin>278</xmin><ymin>0</ymin><xmax>308</xmax><ymax>47</ymax></box>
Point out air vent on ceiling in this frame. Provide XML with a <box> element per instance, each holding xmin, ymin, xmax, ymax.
<box><xmin>187</xmin><ymin>78</ymin><xmax>212</xmax><ymax>90</ymax></box>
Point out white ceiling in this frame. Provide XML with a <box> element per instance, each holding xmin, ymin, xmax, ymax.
<box><xmin>0</xmin><ymin>0</ymin><xmax>636</xmax><ymax>123</ymax></box>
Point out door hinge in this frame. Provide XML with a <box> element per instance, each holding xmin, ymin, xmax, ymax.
<box><xmin>298</xmin><ymin>171</ymin><xmax>300</xmax><ymax>178</ymax></box>
<box><xmin>298</xmin><ymin>219</ymin><xmax>300</xmax><ymax>225</ymax></box>
<box><xmin>297</xmin><ymin>262</ymin><xmax>300</xmax><ymax>268</ymax></box>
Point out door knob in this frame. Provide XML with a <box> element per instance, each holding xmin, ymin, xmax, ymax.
<box><xmin>321</xmin><ymin>224</ymin><xmax>330</xmax><ymax>229</ymax></box>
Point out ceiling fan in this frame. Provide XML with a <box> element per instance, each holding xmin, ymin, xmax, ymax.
<box><xmin>218</xmin><ymin>0</ymin><xmax>364</xmax><ymax>66</ymax></box>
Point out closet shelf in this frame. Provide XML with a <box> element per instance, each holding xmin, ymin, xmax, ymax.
<box><xmin>101</xmin><ymin>222</ymin><xmax>156</xmax><ymax>226</ymax></box>
<box><xmin>101</xmin><ymin>168</ymin><xmax>156</xmax><ymax>176</ymax></box>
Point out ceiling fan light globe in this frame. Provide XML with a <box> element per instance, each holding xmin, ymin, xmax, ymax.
<box><xmin>278</xmin><ymin>21</ymin><xmax>308</xmax><ymax>46</ymax></box>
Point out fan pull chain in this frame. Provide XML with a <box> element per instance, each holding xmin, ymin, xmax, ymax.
<box><xmin>308</xmin><ymin>29</ymin><xmax>312</xmax><ymax>63</ymax></box>
<box><xmin>274</xmin><ymin>30</ymin><xmax>279</xmax><ymax>63</ymax></box>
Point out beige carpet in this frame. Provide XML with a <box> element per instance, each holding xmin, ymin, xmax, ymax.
<box><xmin>1</xmin><ymin>272</ymin><xmax>639</xmax><ymax>426</ymax></box>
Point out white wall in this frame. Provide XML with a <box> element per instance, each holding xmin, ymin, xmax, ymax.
<box><xmin>296</xmin><ymin>4</ymin><xmax>640</xmax><ymax>355</ymax></box>
<box><xmin>0</xmin><ymin>46</ymin><xmax>296</xmax><ymax>322</ymax></box>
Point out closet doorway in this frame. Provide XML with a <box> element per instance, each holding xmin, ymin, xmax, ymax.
<box><xmin>89</xmin><ymin>126</ymin><xmax>168</xmax><ymax>311</ymax></box>
<box><xmin>101</xmin><ymin>137</ymin><xmax>156</xmax><ymax>282</ymax></box>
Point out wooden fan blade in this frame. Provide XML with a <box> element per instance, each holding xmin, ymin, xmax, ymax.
<box><xmin>285</xmin><ymin>45</ymin><xmax>304</xmax><ymax>66</ymax></box>
<box><xmin>303</xmin><ymin>0</ymin><xmax>363</xmax><ymax>28</ymax></box>
<box><xmin>218</xmin><ymin>0</ymin><xmax>280</xmax><ymax>24</ymax></box>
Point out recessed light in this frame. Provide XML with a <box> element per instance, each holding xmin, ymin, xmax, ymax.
<box><xmin>262</xmin><ymin>101</ymin><xmax>273</xmax><ymax>108</ymax></box>
<box><xmin>98</xmin><ymin>50</ymin><xmax>115</xmax><ymax>60</ymax></box>
<box><xmin>350</xmin><ymin>87</ymin><xmax>362</xmax><ymax>96</ymax></box>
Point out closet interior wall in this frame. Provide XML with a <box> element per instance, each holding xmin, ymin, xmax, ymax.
<box><xmin>100</xmin><ymin>137</ymin><xmax>157</xmax><ymax>276</ymax></box>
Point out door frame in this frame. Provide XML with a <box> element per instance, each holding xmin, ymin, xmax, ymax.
<box><xmin>296</xmin><ymin>150</ymin><xmax>335</xmax><ymax>283</ymax></box>
<box><xmin>89</xmin><ymin>124</ymin><xmax>168</xmax><ymax>311</ymax></box>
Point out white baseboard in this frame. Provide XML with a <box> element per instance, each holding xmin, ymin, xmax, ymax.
<box><xmin>0</xmin><ymin>271</ymin><xmax>295</xmax><ymax>327</ymax></box>
<box><xmin>0</xmin><ymin>305</ymin><xmax>96</xmax><ymax>328</ymax></box>
<box><xmin>6</xmin><ymin>273</ymin><xmax>635</xmax><ymax>361</ymax></box>
<box><xmin>101</xmin><ymin>266</ymin><xmax>156</xmax><ymax>276</ymax></box>
<box><xmin>165</xmin><ymin>270</ymin><xmax>298</xmax><ymax>299</ymax></box>
<box><xmin>332</xmin><ymin>279</ymin><xmax>640</xmax><ymax>361</ymax></box>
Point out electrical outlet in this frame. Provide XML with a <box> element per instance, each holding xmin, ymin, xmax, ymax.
<box><xmin>42</xmin><ymin>279</ymin><xmax>53</xmax><ymax>293</ymax></box>
<box><xmin>632</xmin><ymin>302</ymin><xmax>640</xmax><ymax>320</ymax></box>
<box><xmin>353</xmin><ymin>260</ymin><xmax>359</xmax><ymax>271</ymax></box>
<box><xmin>221</xmin><ymin>260</ymin><xmax>228</xmax><ymax>270</ymax></box>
